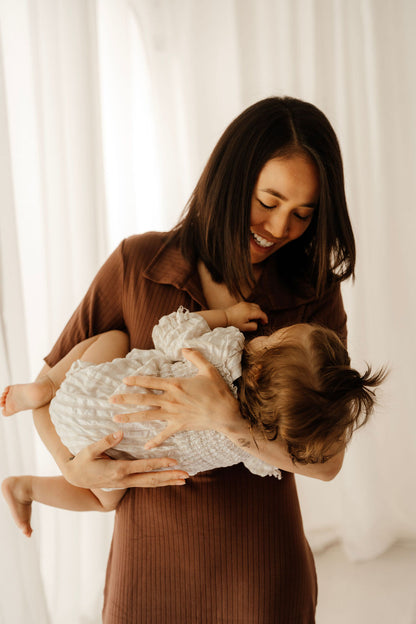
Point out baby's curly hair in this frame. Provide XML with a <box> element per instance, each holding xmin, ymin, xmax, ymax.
<box><xmin>239</xmin><ymin>324</ymin><xmax>386</xmax><ymax>465</ymax></box>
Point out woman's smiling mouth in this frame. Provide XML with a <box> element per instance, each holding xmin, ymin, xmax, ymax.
<box><xmin>250</xmin><ymin>230</ymin><xmax>275</xmax><ymax>248</ymax></box>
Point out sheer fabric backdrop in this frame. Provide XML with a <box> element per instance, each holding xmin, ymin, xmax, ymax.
<box><xmin>0</xmin><ymin>1</ymin><xmax>415</xmax><ymax>622</ymax></box>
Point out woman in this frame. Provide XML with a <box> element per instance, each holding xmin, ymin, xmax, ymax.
<box><xmin>35</xmin><ymin>96</ymin><xmax>353</xmax><ymax>623</ymax></box>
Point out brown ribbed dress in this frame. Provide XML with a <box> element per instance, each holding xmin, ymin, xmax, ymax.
<box><xmin>46</xmin><ymin>232</ymin><xmax>347</xmax><ymax>624</ymax></box>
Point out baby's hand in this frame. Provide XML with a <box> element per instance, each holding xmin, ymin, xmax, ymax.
<box><xmin>225</xmin><ymin>302</ymin><xmax>268</xmax><ymax>332</ymax></box>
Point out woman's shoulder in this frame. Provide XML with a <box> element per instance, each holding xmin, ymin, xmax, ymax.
<box><xmin>116</xmin><ymin>231</ymin><xmax>171</xmax><ymax>268</ymax></box>
<box><xmin>121</xmin><ymin>231</ymin><xmax>170</xmax><ymax>256</ymax></box>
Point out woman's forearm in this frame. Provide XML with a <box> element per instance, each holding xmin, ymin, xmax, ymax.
<box><xmin>32</xmin><ymin>364</ymin><xmax>74</xmax><ymax>471</ymax></box>
<box><xmin>33</xmin><ymin>402</ymin><xmax>75</xmax><ymax>471</ymax></box>
<box><xmin>216</xmin><ymin>407</ymin><xmax>344</xmax><ymax>481</ymax></box>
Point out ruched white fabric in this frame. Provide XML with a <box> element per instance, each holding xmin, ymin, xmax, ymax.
<box><xmin>50</xmin><ymin>308</ymin><xmax>281</xmax><ymax>479</ymax></box>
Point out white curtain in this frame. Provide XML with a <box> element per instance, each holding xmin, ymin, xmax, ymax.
<box><xmin>0</xmin><ymin>1</ymin><xmax>112</xmax><ymax>622</ymax></box>
<box><xmin>0</xmin><ymin>1</ymin><xmax>415</xmax><ymax>622</ymax></box>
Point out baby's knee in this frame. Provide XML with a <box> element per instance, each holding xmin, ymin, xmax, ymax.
<box><xmin>97</xmin><ymin>330</ymin><xmax>130</xmax><ymax>359</ymax></box>
<box><xmin>83</xmin><ymin>330</ymin><xmax>130</xmax><ymax>364</ymax></box>
<box><xmin>106</xmin><ymin>330</ymin><xmax>129</xmax><ymax>352</ymax></box>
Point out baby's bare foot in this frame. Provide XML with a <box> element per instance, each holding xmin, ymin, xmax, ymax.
<box><xmin>2</xmin><ymin>476</ymin><xmax>33</xmax><ymax>537</ymax></box>
<box><xmin>1</xmin><ymin>376</ymin><xmax>55</xmax><ymax>416</ymax></box>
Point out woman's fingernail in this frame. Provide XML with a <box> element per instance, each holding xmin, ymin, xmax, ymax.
<box><xmin>175</xmin><ymin>480</ymin><xmax>186</xmax><ymax>485</ymax></box>
<box><xmin>113</xmin><ymin>431</ymin><xmax>122</xmax><ymax>439</ymax></box>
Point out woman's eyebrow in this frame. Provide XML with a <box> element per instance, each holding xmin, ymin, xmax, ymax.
<box><xmin>259</xmin><ymin>188</ymin><xmax>317</xmax><ymax>209</ymax></box>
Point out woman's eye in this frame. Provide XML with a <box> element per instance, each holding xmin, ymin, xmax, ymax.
<box><xmin>294</xmin><ymin>213</ymin><xmax>312</xmax><ymax>222</ymax></box>
<box><xmin>259</xmin><ymin>200</ymin><xmax>275</xmax><ymax>210</ymax></box>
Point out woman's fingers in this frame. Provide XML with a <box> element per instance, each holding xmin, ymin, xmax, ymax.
<box><xmin>120</xmin><ymin>350</ymin><xmax>217</xmax><ymax>395</ymax></box>
<box><xmin>107</xmin><ymin>455</ymin><xmax>189</xmax><ymax>487</ymax></box>
<box><xmin>120</xmin><ymin>455</ymin><xmax>182</xmax><ymax>474</ymax></box>
<box><xmin>113</xmin><ymin>408</ymin><xmax>165</xmax><ymax>423</ymax></box>
<box><xmin>181</xmin><ymin>348</ymin><xmax>219</xmax><ymax>376</ymax></box>
<box><xmin>64</xmin><ymin>435</ymin><xmax>189</xmax><ymax>489</ymax></box>
<box><xmin>144</xmin><ymin>423</ymin><xmax>182</xmax><ymax>449</ymax></box>
<box><xmin>86</xmin><ymin>430</ymin><xmax>125</xmax><ymax>458</ymax></box>
<box><xmin>110</xmin><ymin>392</ymin><xmax>163</xmax><ymax>407</ymax></box>
<box><xmin>122</xmin><ymin>469</ymin><xmax>189</xmax><ymax>488</ymax></box>
<box><xmin>122</xmin><ymin>375</ymin><xmax>170</xmax><ymax>390</ymax></box>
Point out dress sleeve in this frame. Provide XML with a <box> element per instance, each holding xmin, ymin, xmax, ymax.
<box><xmin>303</xmin><ymin>281</ymin><xmax>348</xmax><ymax>347</ymax></box>
<box><xmin>45</xmin><ymin>241</ymin><xmax>127</xmax><ymax>367</ymax></box>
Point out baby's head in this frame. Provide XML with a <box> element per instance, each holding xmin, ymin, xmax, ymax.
<box><xmin>239</xmin><ymin>324</ymin><xmax>386</xmax><ymax>464</ymax></box>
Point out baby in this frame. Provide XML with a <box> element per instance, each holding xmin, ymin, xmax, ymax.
<box><xmin>1</xmin><ymin>303</ymin><xmax>384</xmax><ymax>537</ymax></box>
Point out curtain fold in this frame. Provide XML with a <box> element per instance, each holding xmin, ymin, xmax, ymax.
<box><xmin>0</xmin><ymin>18</ymin><xmax>50</xmax><ymax>623</ymax></box>
<box><xmin>1</xmin><ymin>1</ymin><xmax>113</xmax><ymax>622</ymax></box>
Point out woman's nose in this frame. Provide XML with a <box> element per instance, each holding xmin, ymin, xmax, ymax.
<box><xmin>267</xmin><ymin>211</ymin><xmax>290</xmax><ymax>239</ymax></box>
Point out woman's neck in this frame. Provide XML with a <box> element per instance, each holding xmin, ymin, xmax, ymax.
<box><xmin>197</xmin><ymin>261</ymin><xmax>262</xmax><ymax>309</ymax></box>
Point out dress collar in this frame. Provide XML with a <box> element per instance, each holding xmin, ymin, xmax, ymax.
<box><xmin>143</xmin><ymin>235</ymin><xmax>317</xmax><ymax>312</ymax></box>
<box><xmin>143</xmin><ymin>235</ymin><xmax>207</xmax><ymax>307</ymax></box>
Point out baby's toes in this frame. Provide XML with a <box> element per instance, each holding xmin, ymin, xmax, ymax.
<box><xmin>21</xmin><ymin>521</ymin><xmax>33</xmax><ymax>538</ymax></box>
<box><xmin>0</xmin><ymin>386</ymin><xmax>9</xmax><ymax>406</ymax></box>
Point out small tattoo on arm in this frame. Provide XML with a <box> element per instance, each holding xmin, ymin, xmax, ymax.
<box><xmin>237</xmin><ymin>438</ymin><xmax>251</xmax><ymax>448</ymax></box>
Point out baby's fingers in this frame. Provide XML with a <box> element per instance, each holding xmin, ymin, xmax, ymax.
<box><xmin>243</xmin><ymin>322</ymin><xmax>259</xmax><ymax>332</ymax></box>
<box><xmin>256</xmin><ymin>309</ymin><xmax>268</xmax><ymax>325</ymax></box>
<box><xmin>246</xmin><ymin>304</ymin><xmax>268</xmax><ymax>325</ymax></box>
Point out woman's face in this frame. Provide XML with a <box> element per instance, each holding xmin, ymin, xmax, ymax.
<box><xmin>249</xmin><ymin>153</ymin><xmax>320</xmax><ymax>265</ymax></box>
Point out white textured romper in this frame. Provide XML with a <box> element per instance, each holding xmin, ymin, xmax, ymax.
<box><xmin>50</xmin><ymin>308</ymin><xmax>281</xmax><ymax>478</ymax></box>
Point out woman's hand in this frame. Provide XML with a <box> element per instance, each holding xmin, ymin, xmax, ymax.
<box><xmin>62</xmin><ymin>431</ymin><xmax>189</xmax><ymax>489</ymax></box>
<box><xmin>110</xmin><ymin>349</ymin><xmax>243</xmax><ymax>449</ymax></box>
<box><xmin>108</xmin><ymin>350</ymin><xmax>344</xmax><ymax>481</ymax></box>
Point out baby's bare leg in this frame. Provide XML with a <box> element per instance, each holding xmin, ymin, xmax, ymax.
<box><xmin>1</xmin><ymin>331</ymin><xmax>129</xmax><ymax>417</ymax></box>
<box><xmin>2</xmin><ymin>476</ymin><xmax>34</xmax><ymax>537</ymax></box>
<box><xmin>1</xmin><ymin>378</ymin><xmax>56</xmax><ymax>416</ymax></box>
<box><xmin>2</xmin><ymin>475</ymin><xmax>126</xmax><ymax>537</ymax></box>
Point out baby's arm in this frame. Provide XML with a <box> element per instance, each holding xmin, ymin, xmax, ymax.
<box><xmin>198</xmin><ymin>302</ymin><xmax>268</xmax><ymax>332</ymax></box>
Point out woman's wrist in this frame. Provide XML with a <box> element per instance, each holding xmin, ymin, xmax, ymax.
<box><xmin>214</xmin><ymin>397</ymin><xmax>256</xmax><ymax>447</ymax></box>
<box><xmin>54</xmin><ymin>445</ymin><xmax>76</xmax><ymax>474</ymax></box>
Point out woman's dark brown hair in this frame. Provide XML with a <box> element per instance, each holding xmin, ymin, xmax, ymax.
<box><xmin>172</xmin><ymin>96</ymin><xmax>355</xmax><ymax>298</ymax></box>
<box><xmin>238</xmin><ymin>324</ymin><xmax>387</xmax><ymax>464</ymax></box>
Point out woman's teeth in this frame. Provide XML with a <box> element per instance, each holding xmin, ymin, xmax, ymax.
<box><xmin>251</xmin><ymin>231</ymin><xmax>274</xmax><ymax>248</ymax></box>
